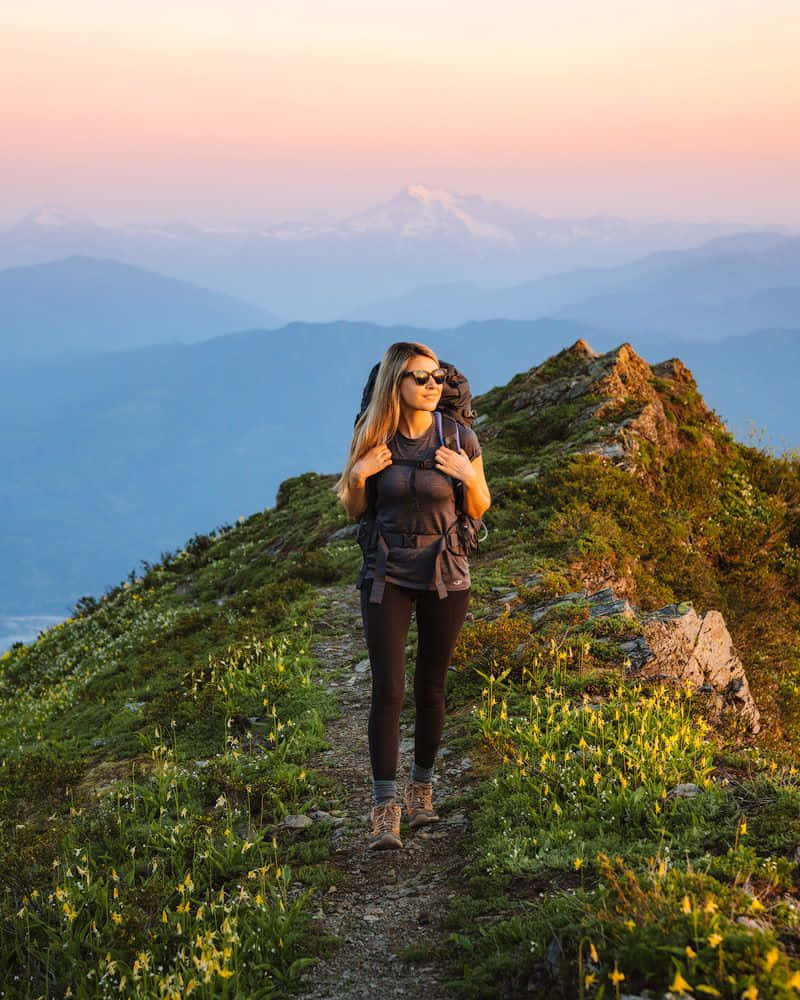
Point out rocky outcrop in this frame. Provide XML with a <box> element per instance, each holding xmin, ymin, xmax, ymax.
<box><xmin>485</xmin><ymin>338</ymin><xmax>724</xmax><ymax>480</ymax></box>
<box><xmin>507</xmin><ymin>584</ymin><xmax>761</xmax><ymax>733</ymax></box>
<box><xmin>637</xmin><ymin>601</ymin><xmax>761</xmax><ymax>733</ymax></box>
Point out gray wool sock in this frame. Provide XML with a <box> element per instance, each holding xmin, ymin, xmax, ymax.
<box><xmin>411</xmin><ymin>761</ymin><xmax>434</xmax><ymax>784</ymax></box>
<box><xmin>373</xmin><ymin>779</ymin><xmax>396</xmax><ymax>804</ymax></box>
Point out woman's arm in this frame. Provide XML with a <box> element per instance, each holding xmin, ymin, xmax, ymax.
<box><xmin>341</xmin><ymin>470</ymin><xmax>368</xmax><ymax>521</ymax></box>
<box><xmin>339</xmin><ymin>443</ymin><xmax>394</xmax><ymax>520</ymax></box>
<box><xmin>434</xmin><ymin>447</ymin><xmax>491</xmax><ymax>520</ymax></box>
<box><xmin>460</xmin><ymin>454</ymin><xmax>491</xmax><ymax>520</ymax></box>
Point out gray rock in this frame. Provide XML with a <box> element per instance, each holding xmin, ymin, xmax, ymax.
<box><xmin>736</xmin><ymin>915</ymin><xmax>768</xmax><ymax>931</ymax></box>
<box><xmin>588</xmin><ymin>592</ymin><xmax>636</xmax><ymax>619</ymax></box>
<box><xmin>327</xmin><ymin>523</ymin><xmax>358</xmax><ymax>543</ymax></box>
<box><xmin>283</xmin><ymin>814</ymin><xmax>313</xmax><ymax>830</ymax></box>
<box><xmin>311</xmin><ymin>810</ymin><xmax>345</xmax><ymax>826</ymax></box>
<box><xmin>523</xmin><ymin>583</ymin><xmax>761</xmax><ymax>732</ymax></box>
<box><xmin>544</xmin><ymin>934</ymin><xmax>563</xmax><ymax>978</ymax></box>
<box><xmin>638</xmin><ymin>604</ymin><xmax>761</xmax><ymax>732</ymax></box>
<box><xmin>668</xmin><ymin>783</ymin><xmax>701</xmax><ymax>799</ymax></box>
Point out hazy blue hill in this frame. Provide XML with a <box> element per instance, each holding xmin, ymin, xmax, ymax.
<box><xmin>2</xmin><ymin>190</ymin><xmax>777</xmax><ymax>319</ymax></box>
<box><xmin>0</xmin><ymin>318</ymin><xmax>602</xmax><ymax>615</ymax></box>
<box><xmin>0</xmin><ymin>255</ymin><xmax>281</xmax><ymax>359</ymax></box>
<box><xmin>344</xmin><ymin>232</ymin><xmax>800</xmax><ymax>336</ymax></box>
<box><xmin>643</xmin><ymin>326</ymin><xmax>800</xmax><ymax>452</ymax></box>
<box><xmin>3</xmin><ymin>316</ymin><xmax>799</xmax><ymax>617</ymax></box>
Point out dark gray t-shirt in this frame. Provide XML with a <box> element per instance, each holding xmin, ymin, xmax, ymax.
<box><xmin>358</xmin><ymin>419</ymin><xmax>482</xmax><ymax>592</ymax></box>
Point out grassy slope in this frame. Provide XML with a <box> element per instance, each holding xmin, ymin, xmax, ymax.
<box><xmin>0</xmin><ymin>473</ymin><xmax>355</xmax><ymax>996</ymax></box>
<box><xmin>3</xmin><ymin>338</ymin><xmax>800</xmax><ymax>996</ymax></box>
<box><xmin>435</xmin><ymin>341</ymin><xmax>800</xmax><ymax>997</ymax></box>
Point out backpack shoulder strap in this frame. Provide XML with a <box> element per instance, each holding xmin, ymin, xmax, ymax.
<box><xmin>435</xmin><ymin>410</ymin><xmax>461</xmax><ymax>452</ymax></box>
<box><xmin>434</xmin><ymin>411</ymin><xmax>467</xmax><ymax>512</ymax></box>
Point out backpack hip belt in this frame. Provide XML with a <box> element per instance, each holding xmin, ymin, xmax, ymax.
<box><xmin>369</xmin><ymin>528</ymin><xmax>451</xmax><ymax>604</ymax></box>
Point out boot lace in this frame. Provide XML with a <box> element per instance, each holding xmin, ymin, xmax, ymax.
<box><xmin>371</xmin><ymin>800</ymin><xmax>399</xmax><ymax>837</ymax></box>
<box><xmin>405</xmin><ymin>781</ymin><xmax>433</xmax><ymax>814</ymax></box>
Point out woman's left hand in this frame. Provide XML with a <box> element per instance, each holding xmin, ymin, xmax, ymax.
<box><xmin>434</xmin><ymin>446</ymin><xmax>477</xmax><ymax>485</ymax></box>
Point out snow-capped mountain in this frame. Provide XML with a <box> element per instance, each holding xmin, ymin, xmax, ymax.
<box><xmin>1</xmin><ymin>186</ymin><xmax>793</xmax><ymax>319</ymax></box>
<box><xmin>19</xmin><ymin>203</ymin><xmax>93</xmax><ymax>228</ymax></box>
<box><xmin>336</xmin><ymin>184</ymin><xmax>516</xmax><ymax>242</ymax></box>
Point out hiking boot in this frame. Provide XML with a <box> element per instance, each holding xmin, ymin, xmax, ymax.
<box><xmin>368</xmin><ymin>799</ymin><xmax>403</xmax><ymax>850</ymax></box>
<box><xmin>403</xmin><ymin>780</ymin><xmax>440</xmax><ymax>829</ymax></box>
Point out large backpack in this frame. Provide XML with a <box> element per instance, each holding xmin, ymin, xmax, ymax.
<box><xmin>353</xmin><ymin>359</ymin><xmax>486</xmax><ymax>572</ymax></box>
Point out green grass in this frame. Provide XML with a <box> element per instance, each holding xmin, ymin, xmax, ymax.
<box><xmin>5</xmin><ymin>340</ymin><xmax>800</xmax><ymax>997</ymax></box>
<box><xmin>0</xmin><ymin>472</ymin><xmax>356</xmax><ymax>998</ymax></box>
<box><xmin>437</xmin><ymin>649</ymin><xmax>800</xmax><ymax>998</ymax></box>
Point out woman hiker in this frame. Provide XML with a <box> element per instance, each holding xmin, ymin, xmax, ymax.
<box><xmin>335</xmin><ymin>341</ymin><xmax>491</xmax><ymax>849</ymax></box>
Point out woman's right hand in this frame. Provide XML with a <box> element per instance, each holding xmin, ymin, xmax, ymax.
<box><xmin>352</xmin><ymin>443</ymin><xmax>393</xmax><ymax>486</ymax></box>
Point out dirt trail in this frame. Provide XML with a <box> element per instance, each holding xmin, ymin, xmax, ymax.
<box><xmin>303</xmin><ymin>582</ymin><xmax>479</xmax><ymax>999</ymax></box>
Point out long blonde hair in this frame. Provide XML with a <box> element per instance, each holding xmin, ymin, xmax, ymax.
<box><xmin>334</xmin><ymin>341</ymin><xmax>439</xmax><ymax>504</ymax></box>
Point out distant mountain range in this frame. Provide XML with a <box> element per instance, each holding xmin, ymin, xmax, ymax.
<box><xmin>2</xmin><ymin>318</ymin><xmax>798</xmax><ymax>615</ymax></box>
<box><xmin>2</xmin><ymin>186</ymin><xmax>791</xmax><ymax>320</ymax></box>
<box><xmin>345</xmin><ymin>231</ymin><xmax>800</xmax><ymax>336</ymax></box>
<box><xmin>5</xmin><ymin>228</ymin><xmax>800</xmax><ymax>360</ymax></box>
<box><xmin>0</xmin><ymin>256</ymin><xmax>280</xmax><ymax>359</ymax></box>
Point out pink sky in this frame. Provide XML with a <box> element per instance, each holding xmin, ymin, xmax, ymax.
<box><xmin>2</xmin><ymin>1</ymin><xmax>799</xmax><ymax>226</ymax></box>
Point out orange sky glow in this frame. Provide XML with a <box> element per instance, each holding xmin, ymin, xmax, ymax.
<box><xmin>2</xmin><ymin>2</ymin><xmax>799</xmax><ymax>225</ymax></box>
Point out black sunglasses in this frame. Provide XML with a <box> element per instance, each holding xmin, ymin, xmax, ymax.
<box><xmin>401</xmin><ymin>368</ymin><xmax>446</xmax><ymax>387</ymax></box>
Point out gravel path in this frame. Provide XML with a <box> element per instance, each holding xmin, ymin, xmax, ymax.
<box><xmin>302</xmin><ymin>582</ymin><xmax>480</xmax><ymax>999</ymax></box>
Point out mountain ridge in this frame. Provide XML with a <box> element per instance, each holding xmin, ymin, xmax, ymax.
<box><xmin>0</xmin><ymin>254</ymin><xmax>281</xmax><ymax>359</ymax></box>
<box><xmin>4</xmin><ymin>186</ymin><xmax>792</xmax><ymax>319</ymax></box>
<box><xmin>3</xmin><ymin>336</ymin><xmax>800</xmax><ymax>993</ymax></box>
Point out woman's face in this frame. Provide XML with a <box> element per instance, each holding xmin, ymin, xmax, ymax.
<box><xmin>398</xmin><ymin>353</ymin><xmax>443</xmax><ymax>413</ymax></box>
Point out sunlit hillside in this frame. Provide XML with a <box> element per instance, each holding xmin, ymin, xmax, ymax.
<box><xmin>3</xmin><ymin>339</ymin><xmax>800</xmax><ymax>998</ymax></box>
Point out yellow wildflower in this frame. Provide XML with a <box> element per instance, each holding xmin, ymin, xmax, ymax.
<box><xmin>681</xmin><ymin>894</ymin><xmax>692</xmax><ymax>914</ymax></box>
<box><xmin>609</xmin><ymin>964</ymin><xmax>625</xmax><ymax>986</ymax></box>
<box><xmin>669</xmin><ymin>971</ymin><xmax>692</xmax><ymax>994</ymax></box>
<box><xmin>764</xmin><ymin>947</ymin><xmax>779</xmax><ymax>972</ymax></box>
<box><xmin>708</xmin><ymin>933</ymin><xmax>723</xmax><ymax>948</ymax></box>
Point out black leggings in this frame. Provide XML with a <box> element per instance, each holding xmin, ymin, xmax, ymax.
<box><xmin>360</xmin><ymin>578</ymin><xmax>471</xmax><ymax>781</ymax></box>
